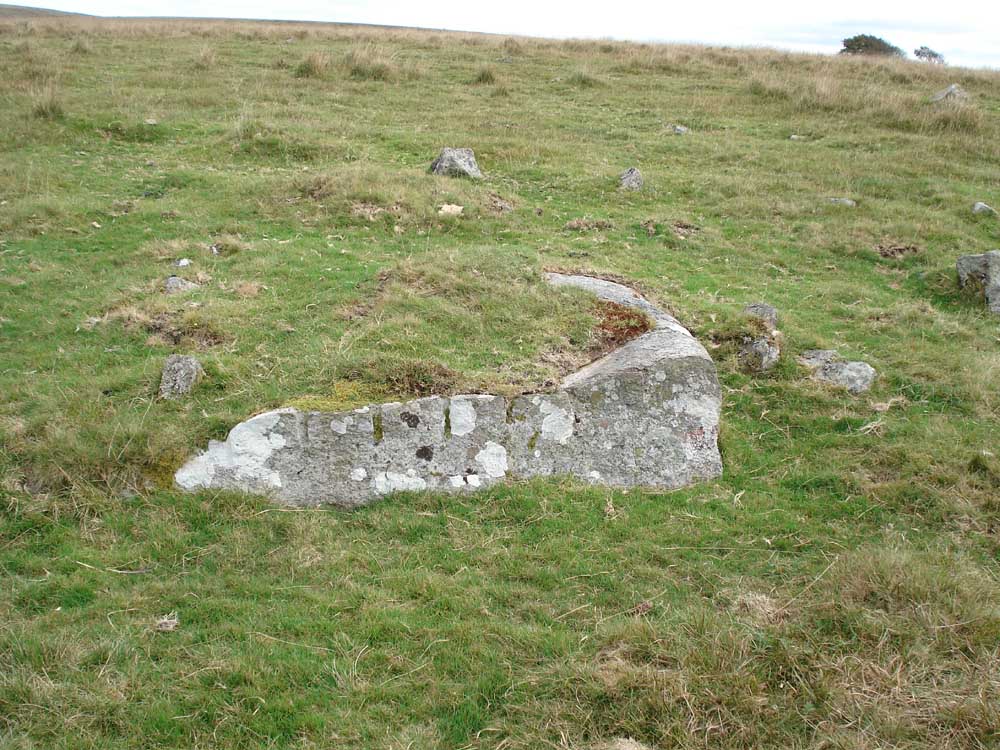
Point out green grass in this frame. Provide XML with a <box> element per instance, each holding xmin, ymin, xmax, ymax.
<box><xmin>2</xmin><ymin>16</ymin><xmax>1000</xmax><ymax>750</ymax></box>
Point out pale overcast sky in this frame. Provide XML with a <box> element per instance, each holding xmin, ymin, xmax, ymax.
<box><xmin>29</xmin><ymin>0</ymin><xmax>1000</xmax><ymax>69</ymax></box>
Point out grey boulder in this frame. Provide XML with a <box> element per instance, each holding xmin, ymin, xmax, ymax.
<box><xmin>973</xmin><ymin>202</ymin><xmax>997</xmax><ymax>216</ymax></box>
<box><xmin>744</xmin><ymin>302</ymin><xmax>779</xmax><ymax>330</ymax></box>
<box><xmin>739</xmin><ymin>336</ymin><xmax>780</xmax><ymax>372</ymax></box>
<box><xmin>176</xmin><ymin>274</ymin><xmax>723</xmax><ymax>507</ymax></box>
<box><xmin>798</xmin><ymin>349</ymin><xmax>876</xmax><ymax>394</ymax></box>
<box><xmin>429</xmin><ymin>148</ymin><xmax>483</xmax><ymax>179</ymax></box>
<box><xmin>160</xmin><ymin>354</ymin><xmax>204</xmax><ymax>399</ymax></box>
<box><xmin>956</xmin><ymin>250</ymin><xmax>1000</xmax><ymax>314</ymax></box>
<box><xmin>619</xmin><ymin>167</ymin><xmax>643</xmax><ymax>191</ymax></box>
<box><xmin>668</xmin><ymin>124</ymin><xmax>689</xmax><ymax>135</ymax></box>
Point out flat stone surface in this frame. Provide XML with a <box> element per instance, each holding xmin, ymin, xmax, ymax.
<box><xmin>957</xmin><ymin>250</ymin><xmax>1000</xmax><ymax>314</ymax></box>
<box><xmin>619</xmin><ymin>167</ymin><xmax>643</xmax><ymax>191</ymax></box>
<box><xmin>159</xmin><ymin>354</ymin><xmax>203</xmax><ymax>399</ymax></box>
<box><xmin>429</xmin><ymin>147</ymin><xmax>482</xmax><ymax>179</ymax></box>
<box><xmin>798</xmin><ymin>349</ymin><xmax>876</xmax><ymax>394</ymax></box>
<box><xmin>177</xmin><ymin>274</ymin><xmax>723</xmax><ymax>507</ymax></box>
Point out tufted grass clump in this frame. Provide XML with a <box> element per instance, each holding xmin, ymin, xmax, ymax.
<box><xmin>30</xmin><ymin>81</ymin><xmax>63</xmax><ymax>119</ymax></box>
<box><xmin>567</xmin><ymin>69</ymin><xmax>600</xmax><ymax>87</ymax></box>
<box><xmin>69</xmin><ymin>36</ymin><xmax>92</xmax><ymax>54</ymax></box>
<box><xmin>344</xmin><ymin>44</ymin><xmax>399</xmax><ymax>81</ymax></box>
<box><xmin>470</xmin><ymin>66</ymin><xmax>496</xmax><ymax>85</ymax></box>
<box><xmin>193</xmin><ymin>44</ymin><xmax>215</xmax><ymax>69</ymax></box>
<box><xmin>293</xmin><ymin>50</ymin><xmax>330</xmax><ymax>78</ymax></box>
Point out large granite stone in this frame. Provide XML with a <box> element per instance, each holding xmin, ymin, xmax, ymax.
<box><xmin>176</xmin><ymin>273</ymin><xmax>723</xmax><ymax>507</ymax></box>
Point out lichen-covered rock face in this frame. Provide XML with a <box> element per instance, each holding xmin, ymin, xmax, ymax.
<box><xmin>159</xmin><ymin>354</ymin><xmax>203</xmax><ymax>399</ymax></box>
<box><xmin>619</xmin><ymin>167</ymin><xmax>643</xmax><ymax>191</ymax></box>
<box><xmin>175</xmin><ymin>273</ymin><xmax>723</xmax><ymax>507</ymax></box>
<box><xmin>429</xmin><ymin>147</ymin><xmax>483</xmax><ymax>179</ymax></box>
<box><xmin>957</xmin><ymin>251</ymin><xmax>1000</xmax><ymax>314</ymax></box>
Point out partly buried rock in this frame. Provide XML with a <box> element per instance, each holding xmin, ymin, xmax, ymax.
<box><xmin>828</xmin><ymin>197</ymin><xmax>857</xmax><ymax>207</ymax></box>
<box><xmin>159</xmin><ymin>354</ymin><xmax>203</xmax><ymax>399</ymax></box>
<box><xmin>931</xmin><ymin>83</ymin><xmax>970</xmax><ymax>103</ymax></box>
<box><xmin>164</xmin><ymin>275</ymin><xmax>199</xmax><ymax>294</ymax></box>
<box><xmin>429</xmin><ymin>147</ymin><xmax>483</xmax><ymax>179</ymax></box>
<box><xmin>739</xmin><ymin>302</ymin><xmax>780</xmax><ymax>372</ymax></box>
<box><xmin>973</xmin><ymin>202</ymin><xmax>997</xmax><ymax>216</ymax></box>
<box><xmin>176</xmin><ymin>274</ymin><xmax>723</xmax><ymax>507</ymax></box>
<box><xmin>798</xmin><ymin>350</ymin><xmax>876</xmax><ymax>394</ymax></box>
<box><xmin>667</xmin><ymin>123</ymin><xmax>689</xmax><ymax>135</ymax></box>
<box><xmin>956</xmin><ymin>250</ymin><xmax>1000</xmax><ymax>314</ymax></box>
<box><xmin>619</xmin><ymin>167</ymin><xmax>643</xmax><ymax>191</ymax></box>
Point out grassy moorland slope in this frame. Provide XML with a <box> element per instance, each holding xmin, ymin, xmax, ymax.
<box><xmin>1</xmin><ymin>16</ymin><xmax>999</xmax><ymax>749</ymax></box>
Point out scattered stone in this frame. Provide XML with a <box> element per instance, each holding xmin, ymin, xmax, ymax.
<box><xmin>437</xmin><ymin>204</ymin><xmax>463</xmax><ymax>216</ymax></box>
<box><xmin>739</xmin><ymin>303</ymin><xmax>780</xmax><ymax>372</ymax></box>
<box><xmin>159</xmin><ymin>354</ymin><xmax>204</xmax><ymax>399</ymax></box>
<box><xmin>789</xmin><ymin>134</ymin><xmax>807</xmax><ymax>141</ymax></box>
<box><xmin>740</xmin><ymin>335</ymin><xmax>780</xmax><ymax>372</ymax></box>
<box><xmin>828</xmin><ymin>197</ymin><xmax>857</xmax><ymax>207</ymax></box>
<box><xmin>177</xmin><ymin>274</ymin><xmax>723</xmax><ymax>507</ymax></box>
<box><xmin>875</xmin><ymin>242</ymin><xmax>920</xmax><ymax>259</ymax></box>
<box><xmin>597</xmin><ymin>740</ymin><xmax>654</xmax><ymax>750</ymax></box>
<box><xmin>973</xmin><ymin>201</ymin><xmax>997</xmax><ymax>216</ymax></box>
<box><xmin>144</xmin><ymin>118</ymin><xmax>158</xmax><ymax>126</ymax></box>
<box><xmin>429</xmin><ymin>147</ymin><xmax>483</xmax><ymax>179</ymax></box>
<box><xmin>154</xmin><ymin>612</ymin><xmax>179</xmax><ymax>632</ymax></box>
<box><xmin>619</xmin><ymin>167</ymin><xmax>643</xmax><ymax>191</ymax></box>
<box><xmin>564</xmin><ymin>217</ymin><xmax>613</xmax><ymax>231</ymax></box>
<box><xmin>175</xmin><ymin>258</ymin><xmax>192</xmax><ymax>267</ymax></box>
<box><xmin>798</xmin><ymin>349</ymin><xmax>877</xmax><ymax>394</ymax></box>
<box><xmin>930</xmin><ymin>83</ymin><xmax>969</xmax><ymax>103</ymax></box>
<box><xmin>486</xmin><ymin>193</ymin><xmax>514</xmax><ymax>214</ymax></box>
<box><xmin>956</xmin><ymin>250</ymin><xmax>1000</xmax><ymax>314</ymax></box>
<box><xmin>743</xmin><ymin>302</ymin><xmax>778</xmax><ymax>329</ymax></box>
<box><xmin>164</xmin><ymin>275</ymin><xmax>199</xmax><ymax>294</ymax></box>
<box><xmin>667</xmin><ymin>123</ymin><xmax>688</xmax><ymax>135</ymax></box>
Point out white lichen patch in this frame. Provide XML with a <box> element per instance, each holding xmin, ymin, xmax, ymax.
<box><xmin>349</xmin><ymin>467</ymin><xmax>368</xmax><ymax>481</ymax></box>
<box><xmin>373</xmin><ymin>471</ymin><xmax>427</xmax><ymax>494</ymax></box>
<box><xmin>175</xmin><ymin>410</ymin><xmax>288</xmax><ymax>492</ymax></box>
<box><xmin>475</xmin><ymin>441</ymin><xmax>509</xmax><ymax>478</ymax></box>
<box><xmin>539</xmin><ymin>400</ymin><xmax>574</xmax><ymax>444</ymax></box>
<box><xmin>449</xmin><ymin>397</ymin><xmax>478</xmax><ymax>436</ymax></box>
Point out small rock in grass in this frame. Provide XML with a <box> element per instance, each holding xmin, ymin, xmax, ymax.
<box><xmin>973</xmin><ymin>201</ymin><xmax>997</xmax><ymax>216</ymax></box>
<box><xmin>164</xmin><ymin>275</ymin><xmax>199</xmax><ymax>294</ymax></box>
<box><xmin>739</xmin><ymin>335</ymin><xmax>780</xmax><ymax>372</ymax></box>
<box><xmin>828</xmin><ymin>197</ymin><xmax>857</xmax><ymax>207</ymax></box>
<box><xmin>789</xmin><ymin>134</ymin><xmax>807</xmax><ymax>141</ymax></box>
<box><xmin>744</xmin><ymin>302</ymin><xmax>779</xmax><ymax>330</ymax></box>
<box><xmin>154</xmin><ymin>612</ymin><xmax>179</xmax><ymax>631</ymax></box>
<box><xmin>667</xmin><ymin>123</ymin><xmax>689</xmax><ymax>135</ymax></box>
<box><xmin>798</xmin><ymin>349</ymin><xmax>877</xmax><ymax>394</ymax></box>
<box><xmin>956</xmin><ymin>250</ymin><xmax>1000</xmax><ymax>314</ymax></box>
<box><xmin>438</xmin><ymin>204</ymin><xmax>463</xmax><ymax>216</ymax></box>
<box><xmin>144</xmin><ymin>118</ymin><xmax>158</xmax><ymax>126</ymax></box>
<box><xmin>930</xmin><ymin>83</ymin><xmax>969</xmax><ymax>103</ymax></box>
<box><xmin>175</xmin><ymin>258</ymin><xmax>192</xmax><ymax>267</ymax></box>
<box><xmin>159</xmin><ymin>354</ymin><xmax>203</xmax><ymax>399</ymax></box>
<box><xmin>429</xmin><ymin>147</ymin><xmax>483</xmax><ymax>179</ymax></box>
<box><xmin>619</xmin><ymin>167</ymin><xmax>643</xmax><ymax>191</ymax></box>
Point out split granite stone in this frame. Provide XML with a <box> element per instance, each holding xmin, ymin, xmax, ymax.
<box><xmin>429</xmin><ymin>147</ymin><xmax>483</xmax><ymax>179</ymax></box>
<box><xmin>159</xmin><ymin>354</ymin><xmax>203</xmax><ymax>399</ymax></box>
<box><xmin>956</xmin><ymin>250</ymin><xmax>1000</xmax><ymax>314</ymax></box>
<box><xmin>798</xmin><ymin>349</ymin><xmax>877</xmax><ymax>394</ymax></box>
<box><xmin>176</xmin><ymin>273</ymin><xmax>723</xmax><ymax>507</ymax></box>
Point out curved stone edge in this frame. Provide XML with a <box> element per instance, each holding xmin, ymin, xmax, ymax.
<box><xmin>175</xmin><ymin>274</ymin><xmax>722</xmax><ymax>507</ymax></box>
